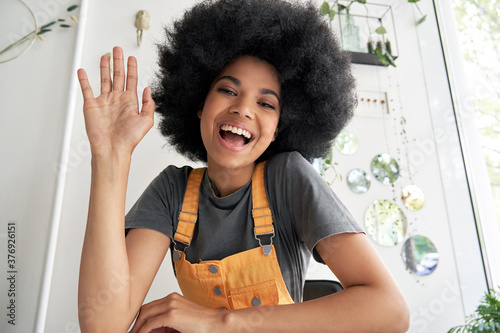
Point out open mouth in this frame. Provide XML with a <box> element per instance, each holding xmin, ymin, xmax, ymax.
<box><xmin>219</xmin><ymin>124</ymin><xmax>253</xmax><ymax>147</ymax></box>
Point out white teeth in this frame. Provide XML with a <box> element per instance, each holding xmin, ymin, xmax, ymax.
<box><xmin>221</xmin><ymin>124</ymin><xmax>252</xmax><ymax>139</ymax></box>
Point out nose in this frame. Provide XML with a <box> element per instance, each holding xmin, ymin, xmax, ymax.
<box><xmin>229</xmin><ymin>97</ymin><xmax>254</xmax><ymax>119</ymax></box>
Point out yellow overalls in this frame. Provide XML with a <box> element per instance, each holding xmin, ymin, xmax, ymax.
<box><xmin>172</xmin><ymin>162</ymin><xmax>295</xmax><ymax>310</ymax></box>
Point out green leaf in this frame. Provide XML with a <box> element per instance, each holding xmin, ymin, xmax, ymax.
<box><xmin>60</xmin><ymin>24</ymin><xmax>71</xmax><ymax>28</ymax></box>
<box><xmin>375</xmin><ymin>26</ymin><xmax>387</xmax><ymax>34</ymax></box>
<box><xmin>38</xmin><ymin>28</ymin><xmax>52</xmax><ymax>35</ymax></box>
<box><xmin>319</xmin><ymin>2</ymin><xmax>330</xmax><ymax>16</ymax></box>
<box><xmin>338</xmin><ymin>4</ymin><xmax>347</xmax><ymax>11</ymax></box>
<box><xmin>67</xmin><ymin>4</ymin><xmax>78</xmax><ymax>11</ymax></box>
<box><xmin>355</xmin><ymin>0</ymin><xmax>367</xmax><ymax>3</ymax></box>
<box><xmin>41</xmin><ymin>21</ymin><xmax>56</xmax><ymax>29</ymax></box>
<box><xmin>329</xmin><ymin>10</ymin><xmax>336</xmax><ymax>21</ymax></box>
<box><xmin>374</xmin><ymin>48</ymin><xmax>388</xmax><ymax>66</ymax></box>
<box><xmin>408</xmin><ymin>0</ymin><xmax>420</xmax><ymax>3</ymax></box>
<box><xmin>416</xmin><ymin>15</ymin><xmax>427</xmax><ymax>25</ymax></box>
<box><xmin>385</xmin><ymin>51</ymin><xmax>397</xmax><ymax>67</ymax></box>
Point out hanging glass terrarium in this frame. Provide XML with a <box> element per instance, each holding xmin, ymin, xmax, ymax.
<box><xmin>322</xmin><ymin>1</ymin><xmax>399</xmax><ymax>67</ymax></box>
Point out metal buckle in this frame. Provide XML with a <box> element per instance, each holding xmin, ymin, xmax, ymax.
<box><xmin>178</xmin><ymin>210</ymin><xmax>197</xmax><ymax>223</ymax></box>
<box><xmin>172</xmin><ymin>238</ymin><xmax>186</xmax><ymax>260</ymax></box>
<box><xmin>252</xmin><ymin>206</ymin><xmax>272</xmax><ymax>219</ymax></box>
<box><xmin>173</xmin><ymin>242</ymin><xmax>187</xmax><ymax>252</ymax></box>
<box><xmin>253</xmin><ymin>224</ymin><xmax>274</xmax><ymax>236</ymax></box>
<box><xmin>174</xmin><ymin>210</ymin><xmax>197</xmax><ymax>251</ymax></box>
<box><xmin>252</xmin><ymin>206</ymin><xmax>274</xmax><ymax>247</ymax></box>
<box><xmin>254</xmin><ymin>226</ymin><xmax>275</xmax><ymax>247</ymax></box>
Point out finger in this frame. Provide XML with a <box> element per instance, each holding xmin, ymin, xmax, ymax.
<box><xmin>112</xmin><ymin>46</ymin><xmax>125</xmax><ymax>91</ymax></box>
<box><xmin>126</xmin><ymin>56</ymin><xmax>138</xmax><ymax>93</ymax></box>
<box><xmin>140</xmin><ymin>87</ymin><xmax>155</xmax><ymax>119</ymax></box>
<box><xmin>130</xmin><ymin>297</ymin><xmax>168</xmax><ymax>333</ymax></box>
<box><xmin>77</xmin><ymin>68</ymin><xmax>95</xmax><ymax>101</ymax></box>
<box><xmin>100</xmin><ymin>54</ymin><xmax>112</xmax><ymax>94</ymax></box>
<box><xmin>137</xmin><ymin>316</ymin><xmax>177</xmax><ymax>333</ymax></box>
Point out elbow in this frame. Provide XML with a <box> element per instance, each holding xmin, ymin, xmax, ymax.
<box><xmin>78</xmin><ymin>304</ymin><xmax>135</xmax><ymax>333</ymax></box>
<box><xmin>399</xmin><ymin>305</ymin><xmax>411</xmax><ymax>333</ymax></box>
<box><xmin>389</xmin><ymin>294</ymin><xmax>410</xmax><ymax>333</ymax></box>
<box><xmin>393</xmin><ymin>309</ymin><xmax>410</xmax><ymax>333</ymax></box>
<box><xmin>78</xmin><ymin>312</ymin><xmax>111</xmax><ymax>333</ymax></box>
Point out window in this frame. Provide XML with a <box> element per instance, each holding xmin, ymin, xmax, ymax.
<box><xmin>440</xmin><ymin>0</ymin><xmax>500</xmax><ymax>288</ymax></box>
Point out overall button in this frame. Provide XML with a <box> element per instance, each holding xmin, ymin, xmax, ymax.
<box><xmin>262</xmin><ymin>245</ymin><xmax>272</xmax><ymax>256</ymax></box>
<box><xmin>219</xmin><ymin>307</ymin><xmax>226</xmax><ymax>310</ymax></box>
<box><xmin>209</xmin><ymin>265</ymin><xmax>218</xmax><ymax>274</ymax></box>
<box><xmin>251</xmin><ymin>297</ymin><xmax>261</xmax><ymax>307</ymax></box>
<box><xmin>173</xmin><ymin>251</ymin><xmax>181</xmax><ymax>260</ymax></box>
<box><xmin>214</xmin><ymin>287</ymin><xmax>222</xmax><ymax>296</ymax></box>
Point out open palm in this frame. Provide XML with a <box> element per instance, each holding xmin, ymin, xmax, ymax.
<box><xmin>77</xmin><ymin>46</ymin><xmax>154</xmax><ymax>155</ymax></box>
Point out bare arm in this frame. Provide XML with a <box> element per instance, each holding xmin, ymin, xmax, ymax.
<box><xmin>77</xmin><ymin>46</ymin><xmax>169</xmax><ymax>332</ymax></box>
<box><xmin>131</xmin><ymin>233</ymin><xmax>409</xmax><ymax>333</ymax></box>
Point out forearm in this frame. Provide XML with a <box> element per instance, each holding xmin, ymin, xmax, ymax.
<box><xmin>78</xmin><ymin>151</ymin><xmax>136</xmax><ymax>331</ymax></box>
<box><xmin>222</xmin><ymin>284</ymin><xmax>409</xmax><ymax>333</ymax></box>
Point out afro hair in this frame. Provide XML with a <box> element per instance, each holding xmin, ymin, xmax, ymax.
<box><xmin>153</xmin><ymin>0</ymin><xmax>357</xmax><ymax>162</ymax></box>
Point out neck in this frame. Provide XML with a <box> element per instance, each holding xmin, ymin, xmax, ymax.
<box><xmin>206</xmin><ymin>162</ymin><xmax>256</xmax><ymax>197</ymax></box>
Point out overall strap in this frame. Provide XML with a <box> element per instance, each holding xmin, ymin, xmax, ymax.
<box><xmin>252</xmin><ymin>162</ymin><xmax>275</xmax><ymax>240</ymax></box>
<box><xmin>174</xmin><ymin>162</ymin><xmax>274</xmax><ymax>247</ymax></box>
<box><xmin>173</xmin><ymin>168</ymin><xmax>205</xmax><ymax>247</ymax></box>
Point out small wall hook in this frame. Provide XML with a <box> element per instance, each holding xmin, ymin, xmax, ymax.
<box><xmin>135</xmin><ymin>10</ymin><xmax>150</xmax><ymax>46</ymax></box>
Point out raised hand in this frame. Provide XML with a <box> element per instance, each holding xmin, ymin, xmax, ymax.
<box><xmin>77</xmin><ymin>46</ymin><xmax>155</xmax><ymax>156</ymax></box>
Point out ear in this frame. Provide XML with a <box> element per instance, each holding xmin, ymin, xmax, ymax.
<box><xmin>272</xmin><ymin>128</ymin><xmax>278</xmax><ymax>142</ymax></box>
<box><xmin>197</xmin><ymin>101</ymin><xmax>205</xmax><ymax>119</ymax></box>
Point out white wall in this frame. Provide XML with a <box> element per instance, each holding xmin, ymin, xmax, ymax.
<box><xmin>0</xmin><ymin>1</ymin><xmax>489</xmax><ymax>332</ymax></box>
<box><xmin>0</xmin><ymin>0</ymin><xmax>81</xmax><ymax>332</ymax></box>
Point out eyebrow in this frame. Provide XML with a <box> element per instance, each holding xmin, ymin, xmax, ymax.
<box><xmin>216</xmin><ymin>75</ymin><xmax>281</xmax><ymax>103</ymax></box>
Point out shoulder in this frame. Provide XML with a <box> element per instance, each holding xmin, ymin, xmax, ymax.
<box><xmin>266</xmin><ymin>151</ymin><xmax>311</xmax><ymax>170</ymax></box>
<box><xmin>263</xmin><ymin>151</ymin><xmax>328</xmax><ymax>207</ymax></box>
<box><xmin>159</xmin><ymin>164</ymin><xmax>193</xmax><ymax>181</ymax></box>
<box><xmin>265</xmin><ymin>151</ymin><xmax>318</xmax><ymax>182</ymax></box>
<box><xmin>143</xmin><ymin>164</ymin><xmax>196</xmax><ymax>200</ymax></box>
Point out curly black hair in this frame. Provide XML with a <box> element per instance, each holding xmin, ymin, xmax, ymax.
<box><xmin>153</xmin><ymin>0</ymin><xmax>357</xmax><ymax>162</ymax></box>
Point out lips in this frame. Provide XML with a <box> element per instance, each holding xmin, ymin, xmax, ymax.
<box><xmin>220</xmin><ymin>124</ymin><xmax>252</xmax><ymax>140</ymax></box>
<box><xmin>218</xmin><ymin>122</ymin><xmax>255</xmax><ymax>149</ymax></box>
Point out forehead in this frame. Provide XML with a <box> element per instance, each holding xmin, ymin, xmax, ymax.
<box><xmin>217</xmin><ymin>56</ymin><xmax>281</xmax><ymax>90</ymax></box>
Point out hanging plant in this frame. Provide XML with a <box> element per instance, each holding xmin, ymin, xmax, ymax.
<box><xmin>320</xmin><ymin>1</ymin><xmax>394</xmax><ymax>66</ymax></box>
<box><xmin>372</xmin><ymin>23</ymin><xmax>396</xmax><ymax>67</ymax></box>
<box><xmin>408</xmin><ymin>0</ymin><xmax>427</xmax><ymax>25</ymax></box>
<box><xmin>320</xmin><ymin>0</ymin><xmax>427</xmax><ymax>67</ymax></box>
<box><xmin>314</xmin><ymin>149</ymin><xmax>342</xmax><ymax>185</ymax></box>
<box><xmin>320</xmin><ymin>0</ymin><xmax>366</xmax><ymax>22</ymax></box>
<box><xmin>0</xmin><ymin>4</ymin><xmax>79</xmax><ymax>59</ymax></box>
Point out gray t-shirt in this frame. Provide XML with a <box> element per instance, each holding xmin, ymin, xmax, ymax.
<box><xmin>125</xmin><ymin>151</ymin><xmax>363</xmax><ymax>302</ymax></box>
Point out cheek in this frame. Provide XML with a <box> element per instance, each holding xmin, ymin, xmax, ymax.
<box><xmin>263</xmin><ymin>115</ymin><xmax>280</xmax><ymax>139</ymax></box>
<box><xmin>270</xmin><ymin>114</ymin><xmax>280</xmax><ymax>131</ymax></box>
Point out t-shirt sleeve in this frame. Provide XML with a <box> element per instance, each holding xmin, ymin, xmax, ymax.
<box><xmin>125</xmin><ymin>166</ymin><xmax>190</xmax><ymax>239</ymax></box>
<box><xmin>268</xmin><ymin>152</ymin><xmax>364</xmax><ymax>263</ymax></box>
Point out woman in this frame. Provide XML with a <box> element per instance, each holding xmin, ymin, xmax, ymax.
<box><xmin>77</xmin><ymin>1</ymin><xmax>410</xmax><ymax>332</ymax></box>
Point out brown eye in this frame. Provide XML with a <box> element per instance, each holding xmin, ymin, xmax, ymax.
<box><xmin>258</xmin><ymin>101</ymin><xmax>276</xmax><ymax>110</ymax></box>
<box><xmin>217</xmin><ymin>88</ymin><xmax>236</xmax><ymax>96</ymax></box>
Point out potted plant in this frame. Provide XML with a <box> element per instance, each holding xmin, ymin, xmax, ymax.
<box><xmin>320</xmin><ymin>0</ymin><xmax>426</xmax><ymax>67</ymax></box>
<box><xmin>448</xmin><ymin>286</ymin><xmax>500</xmax><ymax>332</ymax></box>
<box><xmin>320</xmin><ymin>0</ymin><xmax>396</xmax><ymax>66</ymax></box>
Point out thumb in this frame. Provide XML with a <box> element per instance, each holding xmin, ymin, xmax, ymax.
<box><xmin>140</xmin><ymin>86</ymin><xmax>155</xmax><ymax>120</ymax></box>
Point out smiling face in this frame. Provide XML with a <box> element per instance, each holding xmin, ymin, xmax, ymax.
<box><xmin>198</xmin><ymin>56</ymin><xmax>281</xmax><ymax>176</ymax></box>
